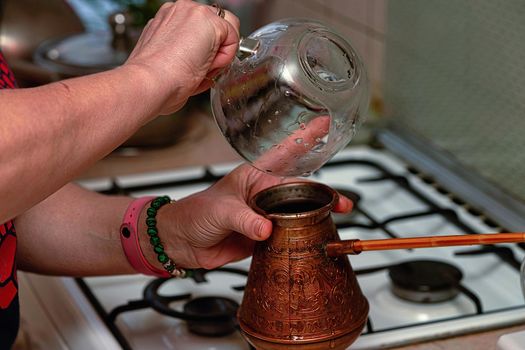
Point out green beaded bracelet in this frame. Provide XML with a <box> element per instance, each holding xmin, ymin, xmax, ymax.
<box><xmin>145</xmin><ymin>196</ymin><xmax>193</xmax><ymax>278</ymax></box>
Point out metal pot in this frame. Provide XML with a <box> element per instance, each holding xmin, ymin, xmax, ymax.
<box><xmin>0</xmin><ymin>0</ymin><xmax>85</xmax><ymax>86</ymax></box>
<box><xmin>32</xmin><ymin>11</ymin><xmax>137</xmax><ymax>80</ymax></box>
<box><xmin>240</xmin><ymin>182</ymin><xmax>368</xmax><ymax>350</ymax></box>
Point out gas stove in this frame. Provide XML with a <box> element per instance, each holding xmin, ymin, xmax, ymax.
<box><xmin>19</xmin><ymin>146</ymin><xmax>525</xmax><ymax>349</ymax></box>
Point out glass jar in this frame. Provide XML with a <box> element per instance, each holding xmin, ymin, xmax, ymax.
<box><xmin>211</xmin><ymin>19</ymin><xmax>369</xmax><ymax>176</ymax></box>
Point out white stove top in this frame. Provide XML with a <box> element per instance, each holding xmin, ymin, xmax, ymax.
<box><xmin>20</xmin><ymin>146</ymin><xmax>525</xmax><ymax>349</ymax></box>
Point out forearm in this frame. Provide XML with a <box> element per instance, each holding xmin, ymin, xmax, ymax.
<box><xmin>14</xmin><ymin>183</ymin><xmax>137</xmax><ymax>276</ymax></box>
<box><xmin>0</xmin><ymin>65</ymin><xmax>168</xmax><ymax>223</ymax></box>
<box><xmin>13</xmin><ymin>165</ymin><xmax>353</xmax><ymax>276</ymax></box>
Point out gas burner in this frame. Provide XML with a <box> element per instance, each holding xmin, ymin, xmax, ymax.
<box><xmin>143</xmin><ymin>275</ymin><xmax>241</xmax><ymax>337</ymax></box>
<box><xmin>183</xmin><ymin>297</ymin><xmax>239</xmax><ymax>336</ymax></box>
<box><xmin>388</xmin><ymin>260</ymin><xmax>463</xmax><ymax>303</ymax></box>
<box><xmin>105</xmin><ymin>267</ymin><xmax>249</xmax><ymax>343</ymax></box>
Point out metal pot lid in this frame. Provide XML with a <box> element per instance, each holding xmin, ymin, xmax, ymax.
<box><xmin>33</xmin><ymin>31</ymin><xmax>128</xmax><ymax>77</ymax></box>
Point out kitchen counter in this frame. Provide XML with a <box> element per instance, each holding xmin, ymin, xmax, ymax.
<box><xmin>80</xmin><ymin>111</ymin><xmax>525</xmax><ymax>350</ymax></box>
<box><xmin>393</xmin><ymin>325</ymin><xmax>525</xmax><ymax>350</ymax></box>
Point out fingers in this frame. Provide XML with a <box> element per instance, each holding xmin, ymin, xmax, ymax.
<box><xmin>208</xmin><ymin>10</ymin><xmax>240</xmax><ymax>71</ymax></box>
<box><xmin>204</xmin><ymin>2</ymin><xmax>240</xmax><ymax>33</ymax></box>
<box><xmin>254</xmin><ymin>115</ymin><xmax>331</xmax><ymax>175</ymax></box>
<box><xmin>229</xmin><ymin>163</ymin><xmax>354</xmax><ymax>214</ymax></box>
<box><xmin>126</xmin><ymin>0</ymin><xmax>240</xmax><ymax>111</ymax></box>
<box><xmin>334</xmin><ymin>193</ymin><xmax>354</xmax><ymax>213</ymax></box>
<box><xmin>207</xmin><ymin>5</ymin><xmax>240</xmax><ymax>37</ymax></box>
<box><xmin>164</xmin><ymin>1</ymin><xmax>240</xmax><ymax>79</ymax></box>
<box><xmin>224</xmin><ymin>11</ymin><xmax>240</xmax><ymax>37</ymax></box>
<box><xmin>194</xmin><ymin>67</ymin><xmax>222</xmax><ymax>94</ymax></box>
<box><xmin>221</xmin><ymin>203</ymin><xmax>272</xmax><ymax>241</ymax></box>
<box><xmin>196</xmin><ymin>234</ymin><xmax>255</xmax><ymax>269</ymax></box>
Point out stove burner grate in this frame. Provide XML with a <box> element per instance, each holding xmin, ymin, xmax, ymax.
<box><xmin>96</xmin><ymin>267</ymin><xmax>250</xmax><ymax>349</ymax></box>
<box><xmin>144</xmin><ymin>278</ymin><xmax>239</xmax><ymax>337</ymax></box>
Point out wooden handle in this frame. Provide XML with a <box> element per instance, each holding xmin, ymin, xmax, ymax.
<box><xmin>325</xmin><ymin>232</ymin><xmax>525</xmax><ymax>257</ymax></box>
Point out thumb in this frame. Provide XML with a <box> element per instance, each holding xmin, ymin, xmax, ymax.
<box><xmin>225</xmin><ymin>205</ymin><xmax>272</xmax><ymax>241</ymax></box>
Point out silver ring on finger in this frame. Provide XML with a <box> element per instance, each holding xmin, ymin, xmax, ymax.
<box><xmin>211</xmin><ymin>3</ymin><xmax>225</xmax><ymax>19</ymax></box>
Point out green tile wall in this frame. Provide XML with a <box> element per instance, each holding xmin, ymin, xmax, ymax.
<box><xmin>385</xmin><ymin>0</ymin><xmax>525</xmax><ymax>202</ymax></box>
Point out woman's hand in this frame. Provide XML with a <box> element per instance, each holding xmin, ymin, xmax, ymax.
<box><xmin>253</xmin><ymin>115</ymin><xmax>331</xmax><ymax>176</ymax></box>
<box><xmin>124</xmin><ymin>0</ymin><xmax>240</xmax><ymax>115</ymax></box>
<box><xmin>151</xmin><ymin>164</ymin><xmax>354</xmax><ymax>270</ymax></box>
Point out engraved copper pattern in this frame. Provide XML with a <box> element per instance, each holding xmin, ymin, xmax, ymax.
<box><xmin>238</xmin><ymin>182</ymin><xmax>369</xmax><ymax>349</ymax></box>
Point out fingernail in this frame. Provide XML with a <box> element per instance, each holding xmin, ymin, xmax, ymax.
<box><xmin>256</xmin><ymin>219</ymin><xmax>270</xmax><ymax>238</ymax></box>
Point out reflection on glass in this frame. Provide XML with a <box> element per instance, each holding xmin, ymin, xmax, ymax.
<box><xmin>211</xmin><ymin>19</ymin><xmax>369</xmax><ymax>176</ymax></box>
